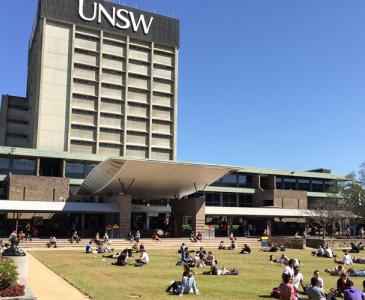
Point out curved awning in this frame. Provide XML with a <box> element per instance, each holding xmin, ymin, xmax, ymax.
<box><xmin>78</xmin><ymin>158</ymin><xmax>233</xmax><ymax>199</ymax></box>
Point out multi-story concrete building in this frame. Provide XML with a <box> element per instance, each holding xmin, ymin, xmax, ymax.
<box><xmin>2</xmin><ymin>0</ymin><xmax>178</xmax><ymax>160</ymax></box>
<box><xmin>0</xmin><ymin>0</ymin><xmax>346</xmax><ymax>238</ymax></box>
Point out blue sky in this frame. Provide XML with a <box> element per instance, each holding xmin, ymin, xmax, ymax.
<box><xmin>0</xmin><ymin>0</ymin><xmax>364</xmax><ymax>175</ymax></box>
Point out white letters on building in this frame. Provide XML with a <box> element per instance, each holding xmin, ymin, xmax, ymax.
<box><xmin>78</xmin><ymin>0</ymin><xmax>154</xmax><ymax>35</ymax></box>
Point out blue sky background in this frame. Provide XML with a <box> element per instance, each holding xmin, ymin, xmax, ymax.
<box><xmin>0</xmin><ymin>1</ymin><xmax>364</xmax><ymax>175</ymax></box>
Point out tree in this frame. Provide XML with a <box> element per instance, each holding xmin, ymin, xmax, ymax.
<box><xmin>307</xmin><ymin>165</ymin><xmax>365</xmax><ymax>238</ymax></box>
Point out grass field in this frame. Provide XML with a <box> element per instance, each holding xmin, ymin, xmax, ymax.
<box><xmin>30</xmin><ymin>248</ymin><xmax>365</xmax><ymax>300</ymax></box>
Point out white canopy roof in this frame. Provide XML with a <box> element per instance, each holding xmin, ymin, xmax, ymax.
<box><xmin>79</xmin><ymin>158</ymin><xmax>233</xmax><ymax>198</ymax></box>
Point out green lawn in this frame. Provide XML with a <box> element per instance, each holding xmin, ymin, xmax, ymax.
<box><xmin>30</xmin><ymin>248</ymin><xmax>365</xmax><ymax>300</ymax></box>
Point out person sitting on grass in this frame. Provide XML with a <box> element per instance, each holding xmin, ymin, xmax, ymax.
<box><xmin>283</xmin><ymin>259</ymin><xmax>295</xmax><ymax>278</ymax></box>
<box><xmin>182</xmin><ymin>250</ymin><xmax>194</xmax><ymax>266</ymax></box>
<box><xmin>270</xmin><ymin>254</ymin><xmax>289</xmax><ymax>265</ymax></box>
<box><xmin>178</xmin><ymin>271</ymin><xmax>199</xmax><ymax>296</ymax></box>
<box><xmin>205</xmin><ymin>251</ymin><xmax>217</xmax><ymax>266</ymax></box>
<box><xmin>269</xmin><ymin>243</ymin><xmax>280</xmax><ymax>252</ymax></box>
<box><xmin>152</xmin><ymin>231</ymin><xmax>161</xmax><ymax>242</ymax></box>
<box><xmin>240</xmin><ymin>244</ymin><xmax>251</xmax><ymax>254</ymax></box>
<box><xmin>111</xmin><ymin>249</ymin><xmax>129</xmax><ymax>266</ymax></box>
<box><xmin>324</xmin><ymin>245</ymin><xmax>334</xmax><ymax>258</ymax></box>
<box><xmin>85</xmin><ymin>240</ymin><xmax>94</xmax><ymax>253</ymax></box>
<box><xmin>47</xmin><ymin>236</ymin><xmax>57</xmax><ymax>248</ymax></box>
<box><xmin>135</xmin><ymin>250</ymin><xmax>149</xmax><ymax>266</ymax></box>
<box><xmin>179</xmin><ymin>243</ymin><xmax>188</xmax><ymax>254</ymax></box>
<box><xmin>312</xmin><ymin>245</ymin><xmax>325</xmax><ymax>257</ymax></box>
<box><xmin>131</xmin><ymin>241</ymin><xmax>140</xmax><ymax>252</ymax></box>
<box><xmin>350</xmin><ymin>242</ymin><xmax>363</xmax><ymax>254</ymax></box>
<box><xmin>325</xmin><ymin>265</ymin><xmax>346</xmax><ymax>276</ymax></box>
<box><xmin>139</xmin><ymin>242</ymin><xmax>145</xmax><ymax>253</ymax></box>
<box><xmin>306</xmin><ymin>277</ymin><xmax>326</xmax><ymax>300</ymax></box>
<box><xmin>166</xmin><ymin>264</ymin><xmax>195</xmax><ymax>294</ymax></box>
<box><xmin>228</xmin><ymin>240</ymin><xmax>237</xmax><ymax>250</ymax></box>
<box><xmin>334</xmin><ymin>250</ymin><xmax>353</xmax><ymax>265</ymax></box>
<box><xmin>343</xmin><ymin>280</ymin><xmax>365</xmax><ymax>300</ymax></box>
<box><xmin>278</xmin><ymin>273</ymin><xmax>297</xmax><ymax>300</ymax></box>
<box><xmin>293</xmin><ymin>266</ymin><xmax>305</xmax><ymax>294</ymax></box>
<box><xmin>335</xmin><ymin>273</ymin><xmax>348</xmax><ymax>297</ymax></box>
<box><xmin>98</xmin><ymin>241</ymin><xmax>107</xmax><ymax>253</ymax></box>
<box><xmin>311</xmin><ymin>270</ymin><xmax>324</xmax><ymax>291</ymax></box>
<box><xmin>194</xmin><ymin>248</ymin><xmax>206</xmax><ymax>268</ymax></box>
<box><xmin>218</xmin><ymin>241</ymin><xmax>226</xmax><ymax>250</ymax></box>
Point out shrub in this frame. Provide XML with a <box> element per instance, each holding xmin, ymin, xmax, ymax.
<box><xmin>181</xmin><ymin>224</ymin><xmax>192</xmax><ymax>235</ymax></box>
<box><xmin>0</xmin><ymin>257</ymin><xmax>18</xmax><ymax>290</ymax></box>
<box><xmin>0</xmin><ymin>284</ymin><xmax>25</xmax><ymax>297</ymax></box>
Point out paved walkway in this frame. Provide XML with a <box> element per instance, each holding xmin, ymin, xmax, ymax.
<box><xmin>27</xmin><ymin>253</ymin><xmax>90</xmax><ymax>300</ymax></box>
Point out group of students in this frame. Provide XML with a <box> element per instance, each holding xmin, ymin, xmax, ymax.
<box><xmin>218</xmin><ymin>240</ymin><xmax>252</xmax><ymax>254</ymax></box>
<box><xmin>167</xmin><ymin>242</ymin><xmax>241</xmax><ymax>297</ymax></box>
<box><xmin>85</xmin><ymin>235</ymin><xmax>150</xmax><ymax>267</ymax></box>
<box><xmin>275</xmin><ymin>243</ymin><xmax>365</xmax><ymax>300</ymax></box>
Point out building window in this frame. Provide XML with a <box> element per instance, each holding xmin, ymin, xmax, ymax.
<box><xmin>65</xmin><ymin>161</ymin><xmax>85</xmax><ymax>179</ymax></box>
<box><xmin>283</xmin><ymin>178</ymin><xmax>297</xmax><ymax>190</ymax></box>
<box><xmin>324</xmin><ymin>180</ymin><xmax>334</xmax><ymax>192</ymax></box>
<box><xmin>238</xmin><ymin>174</ymin><xmax>252</xmax><ymax>188</ymax></box>
<box><xmin>85</xmin><ymin>162</ymin><xmax>98</xmax><ymax>177</ymax></box>
<box><xmin>222</xmin><ymin>193</ymin><xmax>237</xmax><ymax>207</ymax></box>
<box><xmin>298</xmin><ymin>178</ymin><xmax>310</xmax><ymax>191</ymax></box>
<box><xmin>205</xmin><ymin>192</ymin><xmax>221</xmax><ymax>206</ymax></box>
<box><xmin>12</xmin><ymin>158</ymin><xmax>35</xmax><ymax>175</ymax></box>
<box><xmin>210</xmin><ymin>179</ymin><xmax>222</xmax><ymax>187</ymax></box>
<box><xmin>311</xmin><ymin>180</ymin><xmax>324</xmax><ymax>192</ymax></box>
<box><xmin>276</xmin><ymin>177</ymin><xmax>284</xmax><ymax>189</ymax></box>
<box><xmin>221</xmin><ymin>174</ymin><xmax>237</xmax><ymax>187</ymax></box>
<box><xmin>238</xmin><ymin>194</ymin><xmax>253</xmax><ymax>207</ymax></box>
<box><xmin>0</xmin><ymin>157</ymin><xmax>10</xmax><ymax>174</ymax></box>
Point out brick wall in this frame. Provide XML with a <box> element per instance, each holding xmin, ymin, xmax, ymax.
<box><xmin>171</xmin><ymin>197</ymin><xmax>205</xmax><ymax>236</ymax></box>
<box><xmin>273</xmin><ymin>190</ymin><xmax>307</xmax><ymax>209</ymax></box>
<box><xmin>8</xmin><ymin>174</ymin><xmax>69</xmax><ymax>201</ymax></box>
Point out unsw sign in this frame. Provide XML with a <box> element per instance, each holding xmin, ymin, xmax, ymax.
<box><xmin>39</xmin><ymin>0</ymin><xmax>179</xmax><ymax>47</ymax></box>
<box><xmin>78</xmin><ymin>0</ymin><xmax>154</xmax><ymax>35</ymax></box>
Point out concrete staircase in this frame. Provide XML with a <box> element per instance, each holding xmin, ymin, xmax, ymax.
<box><xmin>13</xmin><ymin>237</ymin><xmax>262</xmax><ymax>250</ymax></box>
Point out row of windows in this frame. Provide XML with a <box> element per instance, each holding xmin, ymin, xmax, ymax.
<box><xmin>0</xmin><ymin>157</ymin><xmax>35</xmax><ymax>175</ymax></box>
<box><xmin>211</xmin><ymin>173</ymin><xmax>253</xmax><ymax>188</ymax></box>
<box><xmin>65</xmin><ymin>161</ymin><xmax>98</xmax><ymax>179</ymax></box>
<box><xmin>276</xmin><ymin>176</ymin><xmax>333</xmax><ymax>193</ymax></box>
<box><xmin>0</xmin><ymin>156</ymin><xmax>100</xmax><ymax>179</ymax></box>
<box><xmin>205</xmin><ymin>192</ymin><xmax>253</xmax><ymax>207</ymax></box>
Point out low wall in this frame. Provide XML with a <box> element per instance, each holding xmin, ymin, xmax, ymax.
<box><xmin>269</xmin><ymin>237</ymin><xmax>306</xmax><ymax>249</ymax></box>
<box><xmin>306</xmin><ymin>238</ymin><xmax>364</xmax><ymax>249</ymax></box>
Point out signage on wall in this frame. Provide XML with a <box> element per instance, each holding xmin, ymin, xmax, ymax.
<box><xmin>78</xmin><ymin>0</ymin><xmax>154</xmax><ymax>35</ymax></box>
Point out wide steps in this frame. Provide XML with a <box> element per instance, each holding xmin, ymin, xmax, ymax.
<box><xmin>12</xmin><ymin>238</ymin><xmax>261</xmax><ymax>250</ymax></box>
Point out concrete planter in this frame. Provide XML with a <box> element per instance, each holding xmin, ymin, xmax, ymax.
<box><xmin>9</xmin><ymin>255</ymin><xmax>28</xmax><ymax>281</ymax></box>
